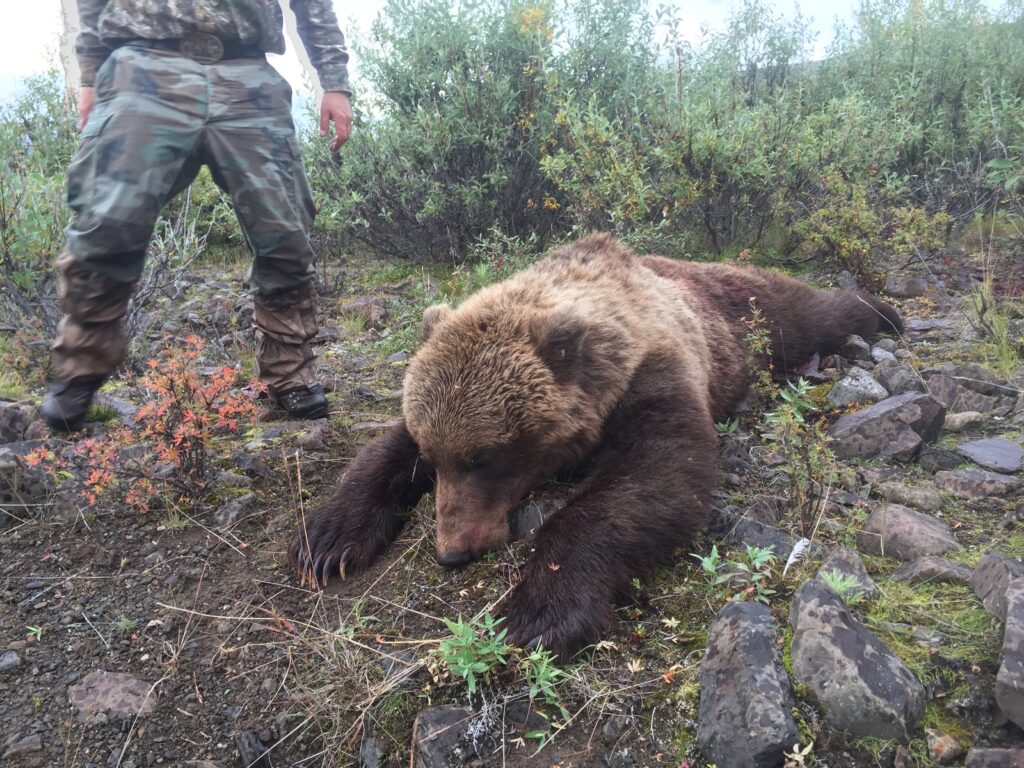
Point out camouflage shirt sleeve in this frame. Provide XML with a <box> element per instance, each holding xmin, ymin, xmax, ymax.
<box><xmin>290</xmin><ymin>0</ymin><xmax>352</xmax><ymax>94</ymax></box>
<box><xmin>75</xmin><ymin>0</ymin><xmax>111</xmax><ymax>87</ymax></box>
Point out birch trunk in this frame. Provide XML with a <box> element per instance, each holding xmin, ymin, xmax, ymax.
<box><xmin>59</xmin><ymin>0</ymin><xmax>81</xmax><ymax>92</ymax></box>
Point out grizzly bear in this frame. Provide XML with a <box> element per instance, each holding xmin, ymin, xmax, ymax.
<box><xmin>290</xmin><ymin>234</ymin><xmax>901</xmax><ymax>659</ymax></box>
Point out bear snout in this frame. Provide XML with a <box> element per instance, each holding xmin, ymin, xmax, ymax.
<box><xmin>435</xmin><ymin>547</ymin><xmax>476</xmax><ymax>568</ymax></box>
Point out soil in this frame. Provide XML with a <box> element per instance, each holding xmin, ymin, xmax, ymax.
<box><xmin>2</xmin><ymin>242</ymin><xmax>1023</xmax><ymax>768</ymax></box>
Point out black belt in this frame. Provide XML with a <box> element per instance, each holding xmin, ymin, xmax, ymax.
<box><xmin>121</xmin><ymin>32</ymin><xmax>264</xmax><ymax>64</ymax></box>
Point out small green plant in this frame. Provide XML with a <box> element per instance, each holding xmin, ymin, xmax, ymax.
<box><xmin>819</xmin><ymin>570</ymin><xmax>865</xmax><ymax>606</ymax></box>
<box><xmin>520</xmin><ymin>646</ymin><xmax>568</xmax><ymax>718</ymax></box>
<box><xmin>113</xmin><ymin>616</ymin><xmax>138</xmax><ymax>636</ymax></box>
<box><xmin>435</xmin><ymin>612</ymin><xmax>509</xmax><ymax>694</ymax></box>
<box><xmin>26</xmin><ymin>625</ymin><xmax>43</xmax><ymax>642</ymax></box>
<box><xmin>692</xmin><ymin>545</ymin><xmax>777</xmax><ymax>604</ymax></box>
<box><xmin>762</xmin><ymin>378</ymin><xmax>838</xmax><ymax>536</ymax></box>
<box><xmin>714</xmin><ymin>417</ymin><xmax>739</xmax><ymax>436</ymax></box>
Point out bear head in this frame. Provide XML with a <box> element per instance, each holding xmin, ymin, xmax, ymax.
<box><xmin>403</xmin><ymin>296</ymin><xmax>631</xmax><ymax>567</ymax></box>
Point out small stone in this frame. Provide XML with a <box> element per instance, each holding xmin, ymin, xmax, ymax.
<box><xmin>957</xmin><ymin>438</ymin><xmax>1023</xmax><ymax>473</ymax></box>
<box><xmin>886</xmin><ymin>276</ymin><xmax>931</xmax><ymax>298</ymax></box>
<box><xmin>411</xmin><ymin>706</ymin><xmax>472</xmax><ymax>767</ymax></box>
<box><xmin>935</xmin><ymin>468</ymin><xmax>1021</xmax><ymax>499</ymax></box>
<box><xmin>943</xmin><ymin>411</ymin><xmax>987</xmax><ymax>432</ymax></box>
<box><xmin>996</xmin><ymin>578</ymin><xmax>1024</xmax><ymax>729</ymax></box>
<box><xmin>830</xmin><ymin>392</ymin><xmax>945</xmax><ymax>463</ymax></box>
<box><xmin>926</xmin><ymin>729</ymin><xmax>964</xmax><ymax>763</ymax></box>
<box><xmin>216</xmin><ymin>471</ymin><xmax>252</xmax><ymax>488</ymax></box>
<box><xmin>0</xmin><ymin>649</ymin><xmax>22</xmax><ymax>673</ymax></box>
<box><xmin>818</xmin><ymin>546</ymin><xmax>878</xmax><ymax>599</ymax></box>
<box><xmin>387</xmin><ymin>351</ymin><xmax>409</xmax><ymax>364</ymax></box>
<box><xmin>875</xmin><ymin>338</ymin><xmax>898</xmax><ymax>353</ymax></box>
<box><xmin>893</xmin><ymin>745</ymin><xmax>914</xmax><ymax>768</ymax></box>
<box><xmin>875</xmin><ymin>481</ymin><xmax>943</xmax><ymax>512</ymax></box>
<box><xmin>68</xmin><ymin>670</ymin><xmax>158</xmax><ymax>724</ymax></box>
<box><xmin>874</xmin><ymin>360</ymin><xmax>927</xmax><ymax>396</ymax></box>
<box><xmin>871</xmin><ymin>346</ymin><xmax>896</xmax><ymax>364</ymax></box>
<box><xmin>2</xmin><ymin>733</ymin><xmax>43</xmax><ymax>757</ymax></box>
<box><xmin>892</xmin><ymin>557</ymin><xmax>973</xmax><ymax>586</ymax></box>
<box><xmin>856</xmin><ymin>504</ymin><xmax>958</xmax><ymax>561</ymax></box>
<box><xmin>965</xmin><ymin>747</ymin><xmax>1024</xmax><ymax>767</ymax></box>
<box><xmin>973</xmin><ymin>552</ymin><xmax>1024</xmax><ymax>623</ymax></box>
<box><xmin>827</xmin><ymin>367</ymin><xmax>888</xmax><ymax>407</ymax></box>
<box><xmin>359</xmin><ymin>737</ymin><xmax>383</xmax><ymax>768</ymax></box>
<box><xmin>214</xmin><ymin>493</ymin><xmax>257</xmax><ymax>527</ymax></box>
<box><xmin>790</xmin><ymin>580</ymin><xmax>925</xmax><ymax>742</ymax></box>
<box><xmin>839</xmin><ymin>335</ymin><xmax>872</xmax><ymax>363</ymax></box>
<box><xmin>918</xmin><ymin>448</ymin><xmax>963</xmax><ymax>474</ymax></box>
<box><xmin>696</xmin><ymin>602</ymin><xmax>799</xmax><ymax>768</ymax></box>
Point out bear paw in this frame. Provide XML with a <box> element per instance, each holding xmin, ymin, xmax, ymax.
<box><xmin>500</xmin><ymin>573</ymin><xmax>613</xmax><ymax>661</ymax></box>
<box><xmin>289</xmin><ymin>505</ymin><xmax>399</xmax><ymax>588</ymax></box>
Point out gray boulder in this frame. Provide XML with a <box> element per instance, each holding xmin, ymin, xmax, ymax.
<box><xmin>856</xmin><ymin>504</ymin><xmax>958</xmax><ymax>561</ymax></box>
<box><xmin>790</xmin><ymin>580</ymin><xmax>925</xmax><ymax>742</ymax></box>
<box><xmin>996</xmin><ymin>578</ymin><xmax>1024</xmax><ymax>730</ymax></box>
<box><xmin>957</xmin><ymin>438</ymin><xmax>1023</xmax><ymax>474</ymax></box>
<box><xmin>892</xmin><ymin>557</ymin><xmax>973</xmax><ymax>586</ymax></box>
<box><xmin>697</xmin><ymin>602</ymin><xmax>800</xmax><ymax>768</ymax></box>
<box><xmin>973</xmin><ymin>552</ymin><xmax>1024</xmax><ymax>623</ymax></box>
<box><xmin>935</xmin><ymin>468</ymin><xmax>1021</xmax><ymax>499</ymax></box>
<box><xmin>830</xmin><ymin>392</ymin><xmax>944</xmax><ymax>462</ymax></box>
<box><xmin>874</xmin><ymin>481</ymin><xmax>943</xmax><ymax>512</ymax></box>
<box><xmin>818</xmin><ymin>546</ymin><xmax>878</xmax><ymax>600</ymax></box>
<box><xmin>827</xmin><ymin>367</ymin><xmax>889</xmax><ymax>407</ymax></box>
<box><xmin>874</xmin><ymin>359</ymin><xmax>927</xmax><ymax>396</ymax></box>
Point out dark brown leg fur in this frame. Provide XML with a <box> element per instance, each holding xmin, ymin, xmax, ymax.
<box><xmin>499</xmin><ymin>352</ymin><xmax>717</xmax><ymax>660</ymax></box>
<box><xmin>290</xmin><ymin>421</ymin><xmax>434</xmax><ymax>586</ymax></box>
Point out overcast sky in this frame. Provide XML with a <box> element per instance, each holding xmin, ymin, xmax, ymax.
<box><xmin>0</xmin><ymin>0</ymin><xmax>921</xmax><ymax>103</ymax></box>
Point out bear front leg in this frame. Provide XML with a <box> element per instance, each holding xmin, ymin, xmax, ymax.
<box><xmin>501</xmin><ymin>368</ymin><xmax>718</xmax><ymax>660</ymax></box>
<box><xmin>290</xmin><ymin>421</ymin><xmax>435</xmax><ymax>587</ymax></box>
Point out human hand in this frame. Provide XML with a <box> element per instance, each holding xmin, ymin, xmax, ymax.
<box><xmin>320</xmin><ymin>91</ymin><xmax>352</xmax><ymax>152</ymax></box>
<box><xmin>78</xmin><ymin>87</ymin><xmax>96</xmax><ymax>132</ymax></box>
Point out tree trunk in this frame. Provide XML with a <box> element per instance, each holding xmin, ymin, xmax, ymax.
<box><xmin>59</xmin><ymin>0</ymin><xmax>81</xmax><ymax>92</ymax></box>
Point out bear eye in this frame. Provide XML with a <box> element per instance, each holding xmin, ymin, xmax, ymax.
<box><xmin>464</xmin><ymin>455</ymin><xmax>490</xmax><ymax>472</ymax></box>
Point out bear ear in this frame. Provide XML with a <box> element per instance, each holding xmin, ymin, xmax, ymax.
<box><xmin>529</xmin><ymin>308</ymin><xmax>587</xmax><ymax>382</ymax></box>
<box><xmin>421</xmin><ymin>303</ymin><xmax>453</xmax><ymax>343</ymax></box>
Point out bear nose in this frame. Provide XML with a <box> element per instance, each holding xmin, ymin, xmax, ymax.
<box><xmin>435</xmin><ymin>548</ymin><xmax>474</xmax><ymax>568</ymax></box>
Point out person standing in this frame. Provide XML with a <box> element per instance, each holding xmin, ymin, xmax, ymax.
<box><xmin>40</xmin><ymin>0</ymin><xmax>353</xmax><ymax>431</ymax></box>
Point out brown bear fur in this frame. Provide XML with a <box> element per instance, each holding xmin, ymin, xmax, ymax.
<box><xmin>290</xmin><ymin>234</ymin><xmax>901</xmax><ymax>659</ymax></box>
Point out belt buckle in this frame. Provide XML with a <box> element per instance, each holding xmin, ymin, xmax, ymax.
<box><xmin>180</xmin><ymin>31</ymin><xmax>224</xmax><ymax>64</ymax></box>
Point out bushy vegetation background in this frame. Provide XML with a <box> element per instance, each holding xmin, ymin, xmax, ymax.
<box><xmin>1</xmin><ymin>0</ymin><xmax>1023</xmax><ymax>332</ymax></box>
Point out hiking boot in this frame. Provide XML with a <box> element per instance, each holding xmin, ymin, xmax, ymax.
<box><xmin>275</xmin><ymin>384</ymin><xmax>328</xmax><ymax>420</ymax></box>
<box><xmin>39</xmin><ymin>375</ymin><xmax>106</xmax><ymax>432</ymax></box>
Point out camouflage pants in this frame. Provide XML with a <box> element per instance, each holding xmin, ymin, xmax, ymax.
<box><xmin>53</xmin><ymin>43</ymin><xmax>319</xmax><ymax>393</ymax></box>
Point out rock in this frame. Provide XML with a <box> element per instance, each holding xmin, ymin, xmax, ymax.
<box><xmin>214</xmin><ymin>493</ymin><xmax>256</xmax><ymax>527</ymax></box>
<box><xmin>68</xmin><ymin>670</ymin><xmax>157</xmax><ymax>724</ymax></box>
<box><xmin>996</xmin><ymin>578</ymin><xmax>1024</xmax><ymax>729</ymax></box>
<box><xmin>216</xmin><ymin>471</ymin><xmax>252</xmax><ymax>488</ymax></box>
<box><xmin>943</xmin><ymin>411</ymin><xmax>987</xmax><ymax>432</ymax></box>
<box><xmin>412</xmin><ymin>706</ymin><xmax>472</xmax><ymax>768</ymax></box>
<box><xmin>790</xmin><ymin>580</ymin><xmax>925</xmax><ymax>741</ymax></box>
<box><xmin>2</xmin><ymin>733</ymin><xmax>43</xmax><ymax>758</ymax></box>
<box><xmin>0</xmin><ymin>402</ymin><xmax>31</xmax><ymax>444</ymax></box>
<box><xmin>905</xmin><ymin>317</ymin><xmax>957</xmax><ymax>336</ymax></box>
<box><xmin>925</xmin><ymin>373</ymin><xmax>1013</xmax><ymax>415</ymax></box>
<box><xmin>957</xmin><ymin>438</ymin><xmax>1023</xmax><ymax>473</ymax></box>
<box><xmin>696</xmin><ymin>602</ymin><xmax>799</xmax><ymax>768</ymax></box>
<box><xmin>830</xmin><ymin>392</ymin><xmax>945</xmax><ymax>462</ymax></box>
<box><xmin>875</xmin><ymin>481</ymin><xmax>943</xmax><ymax>512</ymax></box>
<box><xmin>871</xmin><ymin>346</ymin><xmax>896</xmax><ymax>364</ymax></box>
<box><xmin>974</xmin><ymin>553</ymin><xmax>1024</xmax><ymax>623</ymax></box>
<box><xmin>827</xmin><ymin>367</ymin><xmax>888</xmax><ymax>407</ymax></box>
<box><xmin>875</xmin><ymin>338</ymin><xmax>898</xmax><ymax>353</ymax></box>
<box><xmin>0</xmin><ymin>444</ymin><xmax>55</xmax><ymax>517</ymax></box>
<box><xmin>298</xmin><ymin>421</ymin><xmax>330</xmax><ymax>451</ymax></box>
<box><xmin>856</xmin><ymin>504</ymin><xmax>958</xmax><ymax>561</ymax></box>
<box><xmin>818</xmin><ymin>546</ymin><xmax>878</xmax><ymax>599</ymax></box>
<box><xmin>918</xmin><ymin>447</ymin><xmax>963</xmax><ymax>474</ymax></box>
<box><xmin>0</xmin><ymin>649</ymin><xmax>21</xmax><ymax>673</ymax></box>
<box><xmin>965</xmin><ymin>747</ymin><xmax>1024</xmax><ymax>767</ymax></box>
<box><xmin>839</xmin><ymin>335</ymin><xmax>872</xmax><ymax>363</ymax></box>
<box><xmin>893</xmin><ymin>745</ymin><xmax>914</xmax><ymax>768</ymax></box>
<box><xmin>707</xmin><ymin>506</ymin><xmax>817</xmax><ymax>561</ymax></box>
<box><xmin>886</xmin><ymin>275</ymin><xmax>931</xmax><ymax>298</ymax></box>
<box><xmin>234</xmin><ymin>731</ymin><xmax>272</xmax><ymax>768</ymax></box>
<box><xmin>892</xmin><ymin>557</ymin><xmax>973</xmax><ymax>585</ymax></box>
<box><xmin>926</xmin><ymin>729</ymin><xmax>964</xmax><ymax>763</ymax></box>
<box><xmin>359</xmin><ymin>738</ymin><xmax>383</xmax><ymax>768</ymax></box>
<box><xmin>935</xmin><ymin>468</ymin><xmax>1021</xmax><ymax>499</ymax></box>
<box><xmin>339</xmin><ymin>296</ymin><xmax>390</xmax><ymax>325</ymax></box>
<box><xmin>922</xmin><ymin>362</ymin><xmax>1014</xmax><ymax>398</ymax></box>
<box><xmin>874</xmin><ymin>359</ymin><xmax>927</xmax><ymax>396</ymax></box>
